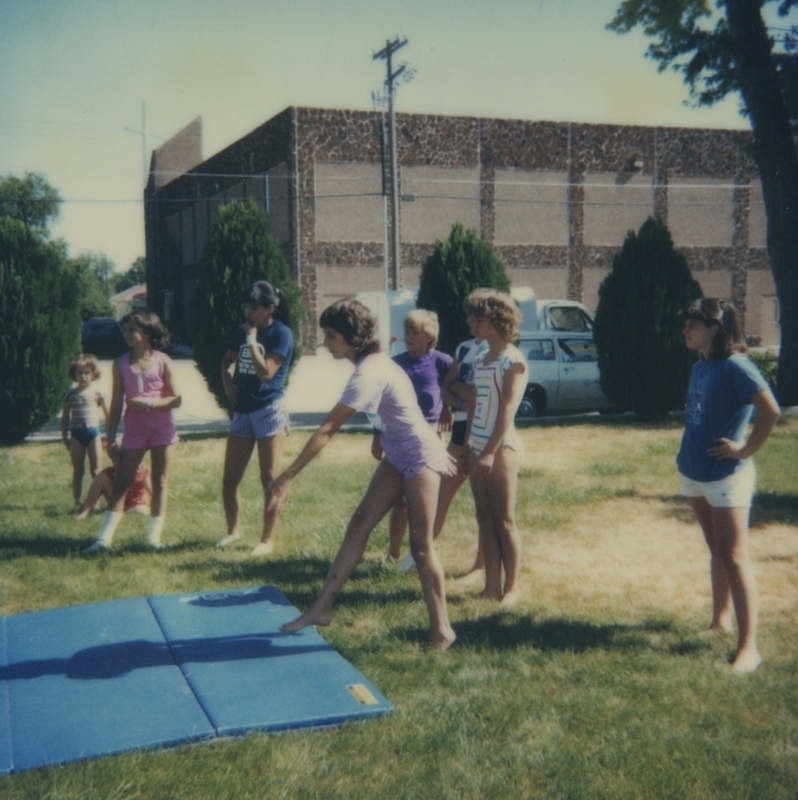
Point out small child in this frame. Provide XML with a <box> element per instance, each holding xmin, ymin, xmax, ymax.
<box><xmin>61</xmin><ymin>354</ymin><xmax>109</xmax><ymax>505</ymax></box>
<box><xmin>74</xmin><ymin>447</ymin><xmax>152</xmax><ymax>519</ymax></box>
<box><xmin>372</xmin><ymin>310</ymin><xmax>453</xmax><ymax>567</ymax></box>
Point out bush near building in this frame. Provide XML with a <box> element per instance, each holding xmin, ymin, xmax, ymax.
<box><xmin>189</xmin><ymin>200</ymin><xmax>303</xmax><ymax>413</ymax></box>
<box><xmin>417</xmin><ymin>223</ymin><xmax>510</xmax><ymax>356</ymax></box>
<box><xmin>594</xmin><ymin>217</ymin><xmax>702</xmax><ymax>422</ymax></box>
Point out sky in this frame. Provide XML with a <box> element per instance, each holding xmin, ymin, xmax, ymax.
<box><xmin>0</xmin><ymin>0</ymin><xmax>751</xmax><ymax>275</ymax></box>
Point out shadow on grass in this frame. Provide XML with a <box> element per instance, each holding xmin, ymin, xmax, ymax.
<box><xmin>0</xmin><ymin>534</ymin><xmax>82</xmax><ymax>560</ymax></box>
<box><xmin>395</xmin><ymin>613</ymin><xmax>679</xmax><ymax>654</ymax></box>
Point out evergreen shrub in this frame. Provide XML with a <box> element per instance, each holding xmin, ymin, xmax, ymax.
<box><xmin>0</xmin><ymin>219</ymin><xmax>81</xmax><ymax>445</ymax></box>
<box><xmin>189</xmin><ymin>200</ymin><xmax>303</xmax><ymax>413</ymax></box>
<box><xmin>594</xmin><ymin>217</ymin><xmax>702</xmax><ymax>421</ymax></box>
<box><xmin>417</xmin><ymin>223</ymin><xmax>510</xmax><ymax>355</ymax></box>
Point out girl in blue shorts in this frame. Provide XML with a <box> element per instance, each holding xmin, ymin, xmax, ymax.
<box><xmin>268</xmin><ymin>299</ymin><xmax>457</xmax><ymax>650</ymax></box>
<box><xmin>61</xmin><ymin>354</ymin><xmax>108</xmax><ymax>506</ymax></box>
<box><xmin>217</xmin><ymin>281</ymin><xmax>294</xmax><ymax>557</ymax></box>
<box><xmin>677</xmin><ymin>298</ymin><xmax>779</xmax><ymax>673</ymax></box>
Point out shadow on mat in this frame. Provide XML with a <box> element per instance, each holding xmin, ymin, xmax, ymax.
<box><xmin>1</xmin><ymin>632</ymin><xmax>330</xmax><ymax>682</ymax></box>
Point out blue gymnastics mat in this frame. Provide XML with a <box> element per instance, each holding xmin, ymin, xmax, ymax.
<box><xmin>0</xmin><ymin>586</ymin><xmax>391</xmax><ymax>774</ymax></box>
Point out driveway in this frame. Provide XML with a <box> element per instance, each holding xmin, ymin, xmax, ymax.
<box><xmin>29</xmin><ymin>353</ymin><xmax>360</xmax><ymax>442</ymax></box>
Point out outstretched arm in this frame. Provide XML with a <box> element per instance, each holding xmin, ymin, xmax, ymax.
<box><xmin>267</xmin><ymin>403</ymin><xmax>356</xmax><ymax>514</ymax></box>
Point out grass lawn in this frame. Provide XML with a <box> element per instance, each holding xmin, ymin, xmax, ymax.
<box><xmin>1</xmin><ymin>417</ymin><xmax>797</xmax><ymax>799</ymax></box>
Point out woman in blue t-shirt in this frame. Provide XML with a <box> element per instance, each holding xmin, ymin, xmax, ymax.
<box><xmin>677</xmin><ymin>298</ymin><xmax>779</xmax><ymax>674</ymax></box>
<box><xmin>217</xmin><ymin>281</ymin><xmax>294</xmax><ymax>557</ymax></box>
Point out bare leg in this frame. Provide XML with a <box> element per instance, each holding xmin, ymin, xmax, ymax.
<box><xmin>69</xmin><ymin>439</ymin><xmax>88</xmax><ymax>504</ymax></box>
<box><xmin>75</xmin><ymin>472</ymin><xmax>113</xmax><ymax>519</ymax></box>
<box><xmin>149</xmin><ymin>445</ymin><xmax>172</xmax><ymax>518</ymax></box>
<box><xmin>252</xmin><ymin>431</ymin><xmax>286</xmax><ymax>555</ymax></box>
<box><xmin>281</xmin><ymin>460</ymin><xmax>404</xmax><ymax>633</ymax></box>
<box><xmin>469</xmin><ymin>457</ymin><xmax>502</xmax><ymax>601</ymax></box>
<box><xmin>86</xmin><ymin>435</ymin><xmax>102</xmax><ymax>480</ymax></box>
<box><xmin>712</xmin><ymin>505</ymin><xmax>761</xmax><ymax>673</ymax></box>
<box><xmin>406</xmin><ymin>468</ymin><xmax>456</xmax><ymax>650</ymax></box>
<box><xmin>486</xmin><ymin>447</ymin><xmax>522</xmax><ymax>607</ymax></box>
<box><xmin>221</xmin><ymin>434</ymin><xmax>256</xmax><ymax>540</ymax></box>
<box><xmin>689</xmin><ymin>497</ymin><xmax>734</xmax><ymax>634</ymax></box>
<box><xmin>388</xmin><ymin>496</ymin><xmax>408</xmax><ymax>560</ymax></box>
<box><xmin>107</xmin><ymin>448</ymin><xmax>147</xmax><ymax>512</ymax></box>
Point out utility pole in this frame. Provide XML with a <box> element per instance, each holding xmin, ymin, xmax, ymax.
<box><xmin>124</xmin><ymin>102</ymin><xmax>161</xmax><ymax>187</ymax></box>
<box><xmin>373</xmin><ymin>37</ymin><xmax>408</xmax><ymax>291</ymax></box>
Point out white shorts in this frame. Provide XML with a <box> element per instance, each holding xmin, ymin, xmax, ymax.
<box><xmin>679</xmin><ymin>461</ymin><xmax>756</xmax><ymax>508</ymax></box>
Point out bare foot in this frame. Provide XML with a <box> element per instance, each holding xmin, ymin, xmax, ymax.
<box><xmin>730</xmin><ymin>647</ymin><xmax>762</xmax><ymax>674</ymax></box>
<box><xmin>279</xmin><ymin>607</ymin><xmax>332</xmax><ymax>633</ymax></box>
<box><xmin>455</xmin><ymin>567</ymin><xmax>484</xmax><ymax>585</ymax></box>
<box><xmin>251</xmin><ymin>540</ymin><xmax>274</xmax><ymax>557</ymax></box>
<box><xmin>74</xmin><ymin>508</ymin><xmax>90</xmax><ymax>521</ymax></box>
<box><xmin>477</xmin><ymin>588</ymin><xmax>502</xmax><ymax>601</ymax></box>
<box><xmin>698</xmin><ymin>625</ymin><xmax>733</xmax><ymax>637</ymax></box>
<box><xmin>499</xmin><ymin>589</ymin><xmax>520</xmax><ymax>608</ymax></box>
<box><xmin>428</xmin><ymin>628</ymin><xmax>457</xmax><ymax>651</ymax></box>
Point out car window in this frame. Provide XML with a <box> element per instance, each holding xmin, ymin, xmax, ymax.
<box><xmin>558</xmin><ymin>337</ymin><xmax>598</xmax><ymax>362</ymax></box>
<box><xmin>523</xmin><ymin>339</ymin><xmax>555</xmax><ymax>362</ymax></box>
<box><xmin>548</xmin><ymin>307</ymin><xmax>593</xmax><ymax>332</ymax></box>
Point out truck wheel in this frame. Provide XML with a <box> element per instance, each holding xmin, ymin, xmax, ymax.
<box><xmin>517</xmin><ymin>388</ymin><xmax>544</xmax><ymax>418</ymax></box>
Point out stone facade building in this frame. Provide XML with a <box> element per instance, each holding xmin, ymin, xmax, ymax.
<box><xmin>144</xmin><ymin>107</ymin><xmax>779</xmax><ymax>350</ymax></box>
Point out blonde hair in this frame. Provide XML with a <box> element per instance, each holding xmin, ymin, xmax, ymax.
<box><xmin>404</xmin><ymin>309</ymin><xmax>439</xmax><ymax>350</ymax></box>
<box><xmin>68</xmin><ymin>354</ymin><xmax>101</xmax><ymax>382</ymax></box>
<box><xmin>463</xmin><ymin>289</ymin><xmax>521</xmax><ymax>343</ymax></box>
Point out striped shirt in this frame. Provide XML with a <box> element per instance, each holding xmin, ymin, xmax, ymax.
<box><xmin>470</xmin><ymin>344</ymin><xmax>528</xmax><ymax>456</ymax></box>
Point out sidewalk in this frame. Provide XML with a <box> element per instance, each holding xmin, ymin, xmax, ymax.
<box><xmin>28</xmin><ymin>353</ymin><xmax>369</xmax><ymax>442</ymax></box>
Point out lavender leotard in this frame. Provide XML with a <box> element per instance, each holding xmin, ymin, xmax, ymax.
<box><xmin>339</xmin><ymin>352</ymin><xmax>450</xmax><ymax>479</ymax></box>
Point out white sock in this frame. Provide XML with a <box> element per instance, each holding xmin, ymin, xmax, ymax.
<box><xmin>97</xmin><ymin>511</ymin><xmax>123</xmax><ymax>546</ymax></box>
<box><xmin>147</xmin><ymin>516</ymin><xmax>165</xmax><ymax>547</ymax></box>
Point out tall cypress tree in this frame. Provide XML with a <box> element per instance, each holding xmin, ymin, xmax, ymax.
<box><xmin>189</xmin><ymin>199</ymin><xmax>303</xmax><ymax>413</ymax></box>
<box><xmin>594</xmin><ymin>217</ymin><xmax>702</xmax><ymax>421</ymax></box>
<box><xmin>417</xmin><ymin>223</ymin><xmax>510</xmax><ymax>355</ymax></box>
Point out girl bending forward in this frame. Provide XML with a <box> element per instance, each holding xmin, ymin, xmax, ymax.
<box><xmin>268</xmin><ymin>299</ymin><xmax>457</xmax><ymax>650</ymax></box>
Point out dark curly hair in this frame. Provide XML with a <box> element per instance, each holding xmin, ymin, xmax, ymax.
<box><xmin>319</xmin><ymin>299</ymin><xmax>380</xmax><ymax>360</ymax></box>
<box><xmin>120</xmin><ymin>310</ymin><xmax>170</xmax><ymax>351</ymax></box>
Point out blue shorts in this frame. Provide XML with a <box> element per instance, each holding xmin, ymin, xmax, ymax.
<box><xmin>229</xmin><ymin>399</ymin><xmax>290</xmax><ymax>440</ymax></box>
<box><xmin>71</xmin><ymin>425</ymin><xmax>99</xmax><ymax>448</ymax></box>
<box><xmin>679</xmin><ymin>461</ymin><xmax>756</xmax><ymax>508</ymax></box>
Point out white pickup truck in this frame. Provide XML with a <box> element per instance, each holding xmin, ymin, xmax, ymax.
<box><xmin>515</xmin><ymin>331</ymin><xmax>617</xmax><ymax>418</ymax></box>
<box><xmin>355</xmin><ymin>286</ymin><xmax>594</xmax><ymax>356</ymax></box>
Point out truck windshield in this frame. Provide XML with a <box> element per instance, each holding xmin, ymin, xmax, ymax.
<box><xmin>548</xmin><ymin>307</ymin><xmax>593</xmax><ymax>332</ymax></box>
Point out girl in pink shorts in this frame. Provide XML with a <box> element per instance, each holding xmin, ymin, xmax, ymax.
<box><xmin>267</xmin><ymin>299</ymin><xmax>458</xmax><ymax>650</ymax></box>
<box><xmin>83</xmin><ymin>310</ymin><xmax>181</xmax><ymax>553</ymax></box>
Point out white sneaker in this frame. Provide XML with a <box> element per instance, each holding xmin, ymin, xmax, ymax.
<box><xmin>82</xmin><ymin>540</ymin><xmax>109</xmax><ymax>555</ymax></box>
<box><xmin>216</xmin><ymin>532</ymin><xmax>241</xmax><ymax>548</ymax></box>
<box><xmin>398</xmin><ymin>552</ymin><xmax>417</xmax><ymax>574</ymax></box>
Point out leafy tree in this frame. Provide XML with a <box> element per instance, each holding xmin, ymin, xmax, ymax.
<box><xmin>0</xmin><ymin>172</ymin><xmax>62</xmax><ymax>238</ymax></box>
<box><xmin>608</xmin><ymin>0</ymin><xmax>798</xmax><ymax>405</ymax></box>
<box><xmin>189</xmin><ymin>199</ymin><xmax>303</xmax><ymax>412</ymax></box>
<box><xmin>111</xmin><ymin>256</ymin><xmax>147</xmax><ymax>294</ymax></box>
<box><xmin>417</xmin><ymin>223</ymin><xmax>511</xmax><ymax>355</ymax></box>
<box><xmin>69</xmin><ymin>253</ymin><xmax>114</xmax><ymax>320</ymax></box>
<box><xmin>594</xmin><ymin>217</ymin><xmax>703</xmax><ymax>421</ymax></box>
<box><xmin>0</xmin><ymin>218</ymin><xmax>81</xmax><ymax>445</ymax></box>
